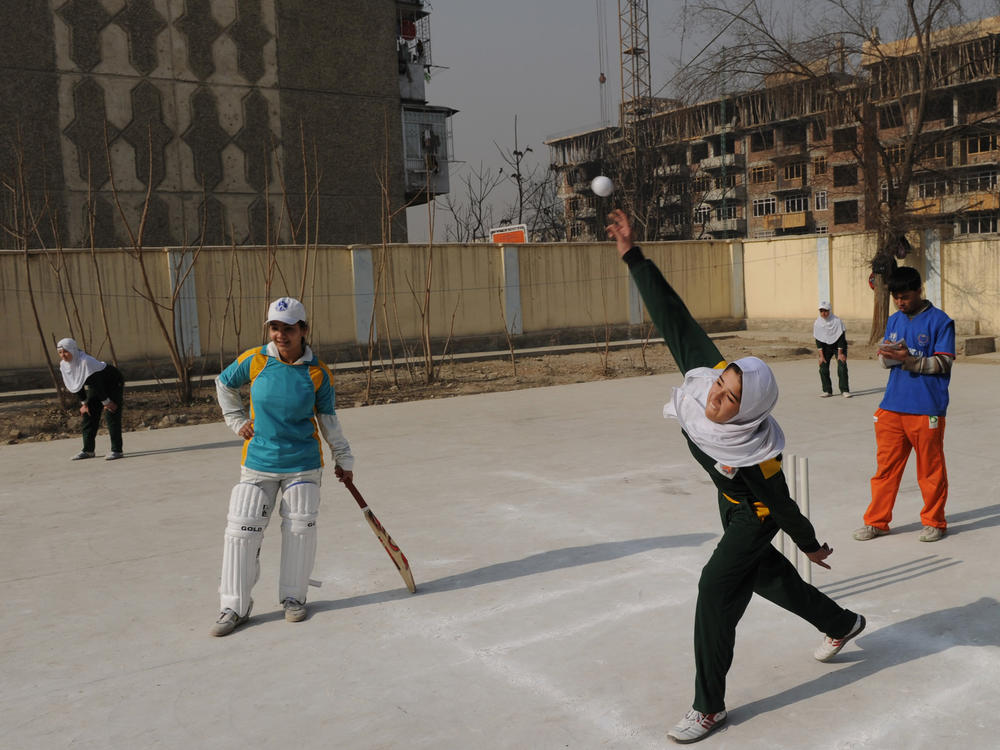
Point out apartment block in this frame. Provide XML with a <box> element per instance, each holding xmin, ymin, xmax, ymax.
<box><xmin>548</xmin><ymin>16</ymin><xmax>1000</xmax><ymax>243</ymax></box>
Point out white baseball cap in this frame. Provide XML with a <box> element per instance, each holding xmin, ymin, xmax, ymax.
<box><xmin>266</xmin><ymin>297</ymin><xmax>307</xmax><ymax>325</ymax></box>
<box><xmin>818</xmin><ymin>300</ymin><xmax>831</xmax><ymax>311</ymax></box>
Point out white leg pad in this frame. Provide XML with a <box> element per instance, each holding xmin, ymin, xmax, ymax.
<box><xmin>219</xmin><ymin>482</ymin><xmax>272</xmax><ymax>616</ymax></box>
<box><xmin>278</xmin><ymin>481</ymin><xmax>320</xmax><ymax>603</ymax></box>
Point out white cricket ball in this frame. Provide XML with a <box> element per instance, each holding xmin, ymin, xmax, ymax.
<box><xmin>591</xmin><ymin>175</ymin><xmax>614</xmax><ymax>197</ymax></box>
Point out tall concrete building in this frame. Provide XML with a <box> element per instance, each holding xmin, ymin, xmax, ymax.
<box><xmin>0</xmin><ymin>0</ymin><xmax>454</xmax><ymax>249</ymax></box>
<box><xmin>548</xmin><ymin>16</ymin><xmax>1000</xmax><ymax>243</ymax></box>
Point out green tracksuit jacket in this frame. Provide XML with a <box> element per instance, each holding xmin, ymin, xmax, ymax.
<box><xmin>624</xmin><ymin>247</ymin><xmax>857</xmax><ymax>713</ymax></box>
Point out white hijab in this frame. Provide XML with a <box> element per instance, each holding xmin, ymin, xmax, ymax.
<box><xmin>663</xmin><ymin>356</ymin><xmax>785</xmax><ymax>467</ymax></box>
<box><xmin>813</xmin><ymin>302</ymin><xmax>846</xmax><ymax>345</ymax></box>
<box><xmin>57</xmin><ymin>338</ymin><xmax>107</xmax><ymax>393</ymax></box>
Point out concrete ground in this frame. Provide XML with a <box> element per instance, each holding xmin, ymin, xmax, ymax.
<box><xmin>2</xmin><ymin>357</ymin><xmax>998</xmax><ymax>750</ymax></box>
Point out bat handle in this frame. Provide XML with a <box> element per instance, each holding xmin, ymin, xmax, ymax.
<box><xmin>342</xmin><ymin>478</ymin><xmax>368</xmax><ymax>510</ymax></box>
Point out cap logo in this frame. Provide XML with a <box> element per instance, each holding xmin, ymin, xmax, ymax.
<box><xmin>277</xmin><ymin>299</ymin><xmax>289</xmax><ymax>311</ymax></box>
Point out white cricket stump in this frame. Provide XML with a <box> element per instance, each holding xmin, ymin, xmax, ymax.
<box><xmin>777</xmin><ymin>454</ymin><xmax>812</xmax><ymax>585</ymax></box>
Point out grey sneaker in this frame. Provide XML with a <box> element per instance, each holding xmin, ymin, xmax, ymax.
<box><xmin>815</xmin><ymin>614</ymin><xmax>866</xmax><ymax>662</ymax></box>
<box><xmin>842</xmin><ymin>391</ymin><xmax>852</xmax><ymax>398</ymax></box>
<box><xmin>210</xmin><ymin>603</ymin><xmax>252</xmax><ymax>637</ymax></box>
<box><xmin>105</xmin><ymin>451</ymin><xmax>124</xmax><ymax>461</ymax></box>
<box><xmin>853</xmin><ymin>525</ymin><xmax>889</xmax><ymax>541</ymax></box>
<box><xmin>820</xmin><ymin>392</ymin><xmax>833</xmax><ymax>398</ymax></box>
<box><xmin>72</xmin><ymin>451</ymin><xmax>95</xmax><ymax>460</ymax></box>
<box><xmin>282</xmin><ymin>597</ymin><xmax>307</xmax><ymax>622</ymax></box>
<box><xmin>667</xmin><ymin>709</ymin><xmax>727</xmax><ymax>744</ymax></box>
<box><xmin>919</xmin><ymin>525</ymin><xmax>945</xmax><ymax>542</ymax></box>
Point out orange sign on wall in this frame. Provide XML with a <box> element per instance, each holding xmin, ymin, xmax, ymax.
<box><xmin>490</xmin><ymin>224</ymin><xmax>528</xmax><ymax>244</ymax></box>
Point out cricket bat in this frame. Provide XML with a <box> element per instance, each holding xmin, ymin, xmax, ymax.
<box><xmin>343</xmin><ymin>479</ymin><xmax>417</xmax><ymax>593</ymax></box>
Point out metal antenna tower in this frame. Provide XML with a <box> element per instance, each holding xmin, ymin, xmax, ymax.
<box><xmin>617</xmin><ymin>0</ymin><xmax>652</xmax><ymax>237</ymax></box>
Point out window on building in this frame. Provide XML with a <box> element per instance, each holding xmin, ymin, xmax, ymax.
<box><xmin>832</xmin><ymin>127</ymin><xmax>857</xmax><ymax>152</ymax></box>
<box><xmin>957</xmin><ymin>212</ymin><xmax>999</xmax><ymax>235</ymax></box>
<box><xmin>917</xmin><ymin>175</ymin><xmax>948</xmax><ymax>198</ymax></box>
<box><xmin>665</xmin><ymin>146</ymin><xmax>686</xmax><ymax>166</ymax></box>
<box><xmin>717</xmin><ymin>204</ymin><xmax>737</xmax><ymax>220</ymax></box>
<box><xmin>694</xmin><ymin>205</ymin><xmax>712</xmax><ymax>224</ymax></box>
<box><xmin>815</xmin><ymin>224</ymin><xmax>828</xmax><ymax>234</ymax></box>
<box><xmin>966</xmin><ymin>133</ymin><xmax>998</xmax><ymax>155</ymax></box>
<box><xmin>750</xmin><ymin>130</ymin><xmax>775</xmax><ymax>152</ymax></box>
<box><xmin>692</xmin><ymin>175</ymin><xmax>711</xmax><ymax>192</ymax></box>
<box><xmin>753</xmin><ymin>197</ymin><xmax>776</xmax><ymax>216</ymax></box>
<box><xmin>879</xmin><ymin>104</ymin><xmax>904</xmax><ymax>129</ymax></box>
<box><xmin>960</xmin><ymin>86</ymin><xmax>996</xmax><ymax>115</ymax></box>
<box><xmin>782</xmin><ymin>123</ymin><xmax>807</xmax><ymax>145</ymax></box>
<box><xmin>885</xmin><ymin>144</ymin><xmax>906</xmax><ymax>164</ymax></box>
<box><xmin>754</xmin><ymin>229</ymin><xmax>776</xmax><ymax>239</ymax></box>
<box><xmin>715</xmin><ymin>173</ymin><xmax>736</xmax><ymax>189</ymax></box>
<box><xmin>958</xmin><ymin>169</ymin><xmax>998</xmax><ymax>193</ymax></box>
<box><xmin>783</xmin><ymin>162</ymin><xmax>805</xmax><ymax>180</ymax></box>
<box><xmin>813</xmin><ymin>156</ymin><xmax>827</xmax><ymax>175</ymax></box>
<box><xmin>927</xmin><ymin>95</ymin><xmax>953</xmax><ymax>124</ymax></box>
<box><xmin>833</xmin><ymin>200</ymin><xmax>859</xmax><ymax>224</ymax></box>
<box><xmin>784</xmin><ymin>195</ymin><xmax>808</xmax><ymax>213</ymax></box>
<box><xmin>933</xmin><ymin>140</ymin><xmax>949</xmax><ymax>159</ymax></box>
<box><xmin>811</xmin><ymin>120</ymin><xmax>827</xmax><ymax>142</ymax></box>
<box><xmin>833</xmin><ymin>164</ymin><xmax>858</xmax><ymax>186</ymax></box>
<box><xmin>750</xmin><ymin>164</ymin><xmax>775</xmax><ymax>183</ymax></box>
<box><xmin>692</xmin><ymin>142</ymin><xmax>709</xmax><ymax>161</ymax></box>
<box><xmin>815</xmin><ymin>190</ymin><xmax>828</xmax><ymax>211</ymax></box>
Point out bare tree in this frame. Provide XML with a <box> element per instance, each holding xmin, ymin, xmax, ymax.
<box><xmin>441</xmin><ymin>162</ymin><xmax>505</xmax><ymax>242</ymax></box>
<box><xmin>682</xmin><ymin>0</ymin><xmax>999</xmax><ymax>339</ymax></box>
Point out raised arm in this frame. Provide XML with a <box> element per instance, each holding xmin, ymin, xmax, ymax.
<box><xmin>606</xmin><ymin>209</ymin><xmax>724</xmax><ymax>373</ymax></box>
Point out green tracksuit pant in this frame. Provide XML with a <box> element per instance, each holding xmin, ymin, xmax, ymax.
<box><xmin>693</xmin><ymin>500</ymin><xmax>858</xmax><ymax>713</ymax></box>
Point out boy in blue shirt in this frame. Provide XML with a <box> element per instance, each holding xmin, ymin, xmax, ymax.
<box><xmin>855</xmin><ymin>267</ymin><xmax>954</xmax><ymax>543</ymax></box>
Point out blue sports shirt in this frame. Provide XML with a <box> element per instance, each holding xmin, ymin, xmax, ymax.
<box><xmin>879</xmin><ymin>303</ymin><xmax>954</xmax><ymax>416</ymax></box>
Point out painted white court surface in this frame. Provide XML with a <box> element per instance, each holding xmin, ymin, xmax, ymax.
<box><xmin>2</xmin><ymin>358</ymin><xmax>998</xmax><ymax>750</ymax></box>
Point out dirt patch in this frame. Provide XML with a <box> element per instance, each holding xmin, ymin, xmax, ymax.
<box><xmin>0</xmin><ymin>334</ymin><xmax>880</xmax><ymax>446</ymax></box>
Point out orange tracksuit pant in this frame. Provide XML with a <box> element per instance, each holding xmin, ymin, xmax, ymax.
<box><xmin>865</xmin><ymin>408</ymin><xmax>948</xmax><ymax>530</ymax></box>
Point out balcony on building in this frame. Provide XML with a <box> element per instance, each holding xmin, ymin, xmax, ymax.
<box><xmin>656</xmin><ymin>162</ymin><xmax>686</xmax><ymax>177</ymax></box>
<box><xmin>402</xmin><ymin>104</ymin><xmax>457</xmax><ymax>203</ymax></box>
<box><xmin>705</xmin><ymin>217</ymin><xmax>746</xmax><ymax>235</ymax></box>
<box><xmin>703</xmin><ymin>185</ymin><xmax>746</xmax><ymax>203</ymax></box>
<box><xmin>771</xmin><ymin>175</ymin><xmax>810</xmax><ymax>194</ymax></box>
<box><xmin>763</xmin><ymin>211</ymin><xmax>810</xmax><ymax>230</ymax></box>
<box><xmin>700</xmin><ymin>152</ymin><xmax>745</xmax><ymax>172</ymax></box>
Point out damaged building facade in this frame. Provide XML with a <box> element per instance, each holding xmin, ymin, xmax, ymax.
<box><xmin>547</xmin><ymin>17</ymin><xmax>1000</xmax><ymax>243</ymax></box>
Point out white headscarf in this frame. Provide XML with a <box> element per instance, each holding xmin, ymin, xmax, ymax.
<box><xmin>813</xmin><ymin>302</ymin><xmax>846</xmax><ymax>345</ymax></box>
<box><xmin>663</xmin><ymin>356</ymin><xmax>785</xmax><ymax>467</ymax></box>
<box><xmin>57</xmin><ymin>338</ymin><xmax>107</xmax><ymax>393</ymax></box>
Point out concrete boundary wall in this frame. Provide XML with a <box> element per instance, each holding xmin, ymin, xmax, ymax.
<box><xmin>2</xmin><ymin>231</ymin><xmax>998</xmax><ymax>372</ymax></box>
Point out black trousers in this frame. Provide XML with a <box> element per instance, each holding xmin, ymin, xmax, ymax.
<box><xmin>692</xmin><ymin>501</ymin><xmax>857</xmax><ymax>713</ymax></box>
<box><xmin>818</xmin><ymin>344</ymin><xmax>850</xmax><ymax>394</ymax></box>
<box><xmin>81</xmin><ymin>372</ymin><xmax>124</xmax><ymax>453</ymax></box>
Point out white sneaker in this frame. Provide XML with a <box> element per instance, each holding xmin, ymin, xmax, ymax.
<box><xmin>814</xmin><ymin>614</ymin><xmax>866</xmax><ymax>662</ymax></box>
<box><xmin>210</xmin><ymin>602</ymin><xmax>252</xmax><ymax>637</ymax></box>
<box><xmin>72</xmin><ymin>451</ymin><xmax>95</xmax><ymax>460</ymax></box>
<box><xmin>842</xmin><ymin>391</ymin><xmax>852</xmax><ymax>398</ymax></box>
<box><xmin>919</xmin><ymin>526</ymin><xmax>945</xmax><ymax>542</ymax></box>
<box><xmin>106</xmin><ymin>451</ymin><xmax>124</xmax><ymax>461</ymax></box>
<box><xmin>820</xmin><ymin>392</ymin><xmax>833</xmax><ymax>398</ymax></box>
<box><xmin>282</xmin><ymin>597</ymin><xmax>307</xmax><ymax>622</ymax></box>
<box><xmin>667</xmin><ymin>709</ymin><xmax>727</xmax><ymax>744</ymax></box>
<box><xmin>853</xmin><ymin>525</ymin><xmax>889</xmax><ymax>541</ymax></box>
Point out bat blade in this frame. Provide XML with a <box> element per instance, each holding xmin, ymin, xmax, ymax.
<box><xmin>344</xmin><ymin>479</ymin><xmax>416</xmax><ymax>593</ymax></box>
<box><xmin>362</xmin><ymin>507</ymin><xmax>417</xmax><ymax>593</ymax></box>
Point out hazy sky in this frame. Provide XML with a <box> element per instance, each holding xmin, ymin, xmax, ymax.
<box><xmin>406</xmin><ymin>0</ymin><xmax>693</xmax><ymax>241</ymax></box>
